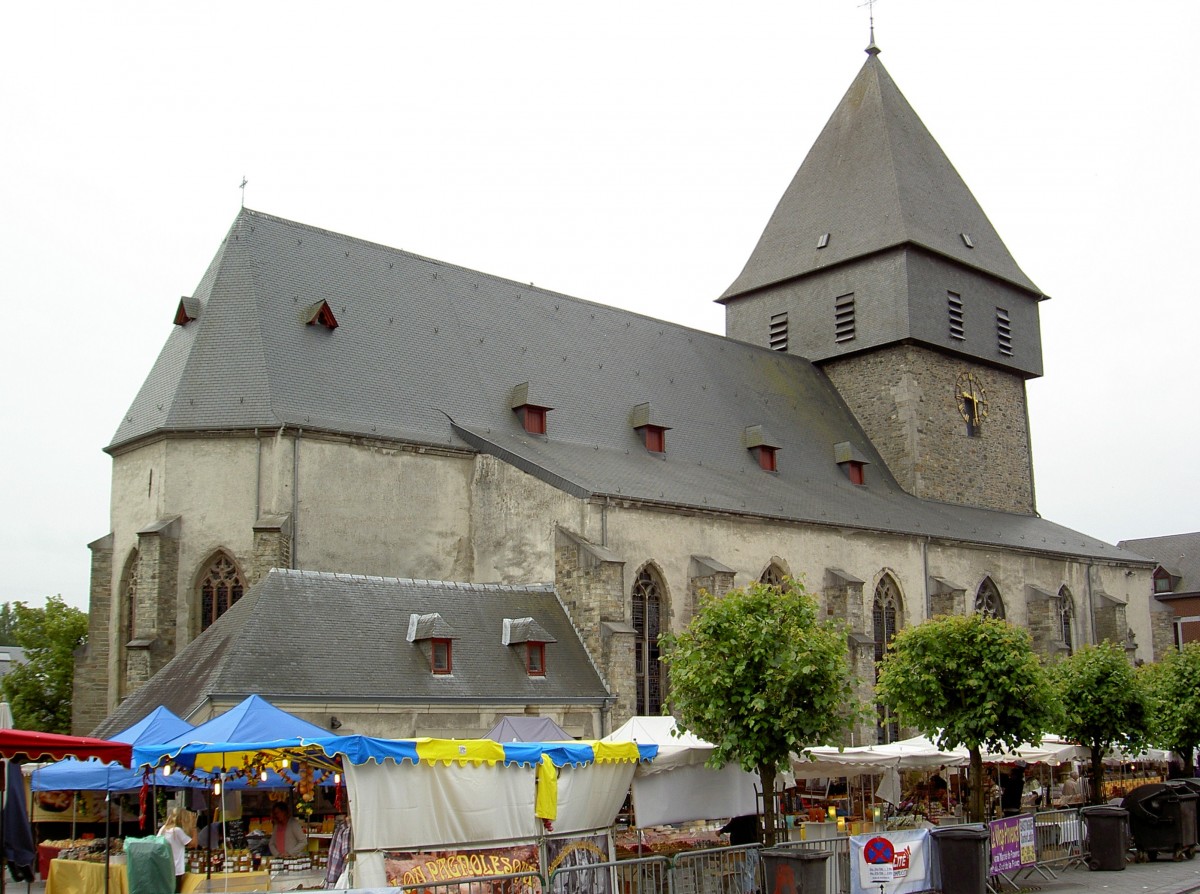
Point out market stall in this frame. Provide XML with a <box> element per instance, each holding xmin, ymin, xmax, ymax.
<box><xmin>134</xmin><ymin>734</ymin><xmax>657</xmax><ymax>890</ymax></box>
<box><xmin>602</xmin><ymin>716</ymin><xmax>761</xmax><ymax>828</ymax></box>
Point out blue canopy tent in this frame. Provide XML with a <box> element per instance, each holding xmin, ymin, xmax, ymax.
<box><xmin>32</xmin><ymin>706</ymin><xmax>194</xmax><ymax>793</ymax></box>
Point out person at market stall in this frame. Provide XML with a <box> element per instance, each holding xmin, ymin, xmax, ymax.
<box><xmin>929</xmin><ymin>769</ymin><xmax>949</xmax><ymax>808</ymax></box>
<box><xmin>720</xmin><ymin>814</ymin><xmax>760</xmax><ymax>894</ymax></box>
<box><xmin>269</xmin><ymin>803</ymin><xmax>308</xmax><ymax>858</ymax></box>
<box><xmin>158</xmin><ymin>808</ymin><xmax>195</xmax><ymax>892</ymax></box>
<box><xmin>1000</xmin><ymin>762</ymin><xmax>1027</xmax><ymax>817</ymax></box>
<box><xmin>195</xmin><ymin>813</ymin><xmax>223</xmax><ymax>850</ymax></box>
<box><xmin>1057</xmin><ymin>770</ymin><xmax>1083</xmax><ymax>807</ymax></box>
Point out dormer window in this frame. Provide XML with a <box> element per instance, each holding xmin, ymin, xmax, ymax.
<box><xmin>744</xmin><ymin>425</ymin><xmax>781</xmax><ymax>472</ymax></box>
<box><xmin>1153</xmin><ymin>567</ymin><xmax>1178</xmax><ymax>595</ymax></box>
<box><xmin>834</xmin><ymin>442</ymin><xmax>870</xmax><ymax>486</ymax></box>
<box><xmin>407</xmin><ymin>612</ymin><xmax>457</xmax><ymax>676</ymax></box>
<box><xmin>511</xmin><ymin>383</ymin><xmax>553</xmax><ymax>436</ymax></box>
<box><xmin>431</xmin><ymin>639</ymin><xmax>452</xmax><ymax>674</ymax></box>
<box><xmin>631</xmin><ymin>403</ymin><xmax>672</xmax><ymax>455</ymax></box>
<box><xmin>526</xmin><ymin>642</ymin><xmax>546</xmax><ymax>676</ymax></box>
<box><xmin>503</xmin><ymin>617</ymin><xmax>556</xmax><ymax>678</ymax></box>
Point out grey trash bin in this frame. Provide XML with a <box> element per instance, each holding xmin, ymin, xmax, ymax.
<box><xmin>931</xmin><ymin>824</ymin><xmax>988</xmax><ymax>894</ymax></box>
<box><xmin>760</xmin><ymin>848</ymin><xmax>830</xmax><ymax>894</ymax></box>
<box><xmin>1082</xmin><ymin>805</ymin><xmax>1129</xmax><ymax>871</ymax></box>
<box><xmin>1164</xmin><ymin>780</ymin><xmax>1198</xmax><ymax>857</ymax></box>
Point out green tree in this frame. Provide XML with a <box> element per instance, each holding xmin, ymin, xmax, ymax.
<box><xmin>0</xmin><ymin>603</ymin><xmax>17</xmax><ymax>646</ymax></box>
<box><xmin>1052</xmin><ymin>641</ymin><xmax>1147</xmax><ymax>805</ymax></box>
<box><xmin>1142</xmin><ymin>643</ymin><xmax>1200</xmax><ymax>775</ymax></box>
<box><xmin>876</xmin><ymin>613</ymin><xmax>1057</xmax><ymax>822</ymax></box>
<box><xmin>662</xmin><ymin>580</ymin><xmax>862</xmax><ymax>844</ymax></box>
<box><xmin>1</xmin><ymin>597</ymin><xmax>88</xmax><ymax>733</ymax></box>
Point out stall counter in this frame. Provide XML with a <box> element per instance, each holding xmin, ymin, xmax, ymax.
<box><xmin>46</xmin><ymin>860</ymin><xmax>128</xmax><ymax>894</ymax></box>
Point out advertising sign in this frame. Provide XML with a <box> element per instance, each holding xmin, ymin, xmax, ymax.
<box><xmin>849</xmin><ymin>829</ymin><xmax>933</xmax><ymax>894</ymax></box>
<box><xmin>988</xmin><ymin>815</ymin><xmax>1036</xmax><ymax>876</ymax></box>
<box><xmin>384</xmin><ymin>843</ymin><xmax>540</xmax><ymax>894</ymax></box>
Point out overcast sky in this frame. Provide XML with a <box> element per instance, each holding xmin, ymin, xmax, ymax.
<box><xmin>3</xmin><ymin>1</ymin><xmax>1197</xmax><ymax>610</ymax></box>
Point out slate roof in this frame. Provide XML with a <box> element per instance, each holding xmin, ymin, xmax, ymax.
<box><xmin>1118</xmin><ymin>533</ymin><xmax>1200</xmax><ymax>594</ymax></box>
<box><xmin>720</xmin><ymin>49</ymin><xmax>1043</xmax><ymax>302</ymax></box>
<box><xmin>108</xmin><ymin>203</ymin><xmax>1143</xmax><ymax>564</ymax></box>
<box><xmin>93</xmin><ymin>570</ymin><xmax>610</xmax><ymax>737</ymax></box>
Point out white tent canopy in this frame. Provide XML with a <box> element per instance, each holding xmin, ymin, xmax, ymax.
<box><xmin>603</xmin><ymin>716</ymin><xmax>761</xmax><ymax>826</ymax></box>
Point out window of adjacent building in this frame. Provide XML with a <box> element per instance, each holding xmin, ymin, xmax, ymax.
<box><xmin>431</xmin><ymin>638</ymin><xmax>452</xmax><ymax>675</ymax></box>
<box><xmin>769</xmin><ymin>313</ymin><xmax>788</xmax><ymax>352</ymax></box>
<box><xmin>996</xmin><ymin>307</ymin><xmax>1013</xmax><ymax>356</ymax></box>
<box><xmin>632</xmin><ymin>567</ymin><xmax>664</xmax><ymax>715</ymax></box>
<box><xmin>974</xmin><ymin>577</ymin><xmax>1005</xmax><ymax>619</ymax></box>
<box><xmin>948</xmin><ymin>291</ymin><xmax>965</xmax><ymax>340</ymax></box>
<box><xmin>873</xmin><ymin>575</ymin><xmax>902</xmax><ymax>744</ymax></box>
<box><xmin>834</xmin><ymin>293</ymin><xmax>856</xmax><ymax>343</ymax></box>
<box><xmin>1059</xmin><ymin>587</ymin><xmax>1075</xmax><ymax>657</ymax></box>
<box><xmin>526</xmin><ymin>642</ymin><xmax>546</xmax><ymax>676</ymax></box>
<box><xmin>199</xmin><ymin>553</ymin><xmax>245</xmax><ymax>632</ymax></box>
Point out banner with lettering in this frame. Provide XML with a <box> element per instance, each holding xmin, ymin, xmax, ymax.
<box><xmin>849</xmin><ymin>828</ymin><xmax>934</xmax><ymax>894</ymax></box>
<box><xmin>384</xmin><ymin>843</ymin><xmax>540</xmax><ymax>894</ymax></box>
<box><xmin>988</xmin><ymin>815</ymin><xmax>1036</xmax><ymax>875</ymax></box>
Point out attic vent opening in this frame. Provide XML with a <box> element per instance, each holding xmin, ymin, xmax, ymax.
<box><xmin>631</xmin><ymin>403</ymin><xmax>672</xmax><ymax>455</ymax></box>
<box><xmin>769</xmin><ymin>312</ymin><xmax>789</xmax><ymax>351</ymax></box>
<box><xmin>305</xmin><ymin>300</ymin><xmax>340</xmax><ymax>330</ymax></box>
<box><xmin>961</xmin><ymin>232</ymin><xmax>975</xmax><ymax>248</ymax></box>
<box><xmin>996</xmin><ymin>307</ymin><xmax>1013</xmax><ymax>356</ymax></box>
<box><xmin>834</xmin><ymin>293</ymin><xmax>856</xmax><ymax>343</ymax></box>
<box><xmin>948</xmin><ymin>291</ymin><xmax>965</xmax><ymax>340</ymax></box>
<box><xmin>817</xmin><ymin>232</ymin><xmax>830</xmax><ymax>250</ymax></box>
<box><xmin>744</xmin><ymin>425</ymin><xmax>780</xmax><ymax>472</ymax></box>
<box><xmin>834</xmin><ymin>441</ymin><xmax>869</xmax><ymax>486</ymax></box>
<box><xmin>510</xmin><ymin>383</ymin><xmax>553</xmax><ymax>436</ymax></box>
<box><xmin>174</xmin><ymin>297</ymin><xmax>197</xmax><ymax>327</ymax></box>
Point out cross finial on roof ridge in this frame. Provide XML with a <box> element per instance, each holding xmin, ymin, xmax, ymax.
<box><xmin>861</xmin><ymin>0</ymin><xmax>881</xmax><ymax>55</ymax></box>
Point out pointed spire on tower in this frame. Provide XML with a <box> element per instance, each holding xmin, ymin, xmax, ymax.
<box><xmin>863</xmin><ymin>0</ymin><xmax>880</xmax><ymax>55</ymax></box>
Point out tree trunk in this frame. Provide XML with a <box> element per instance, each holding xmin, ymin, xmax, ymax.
<box><xmin>1089</xmin><ymin>744</ymin><xmax>1105</xmax><ymax>806</ymax></box>
<box><xmin>969</xmin><ymin>746</ymin><xmax>985</xmax><ymax>823</ymax></box>
<box><xmin>759</xmin><ymin>763</ymin><xmax>778</xmax><ymax>847</ymax></box>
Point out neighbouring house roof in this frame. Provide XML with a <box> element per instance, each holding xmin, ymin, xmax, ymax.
<box><xmin>1119</xmin><ymin>532</ymin><xmax>1200</xmax><ymax>595</ymax></box>
<box><xmin>720</xmin><ymin>49</ymin><xmax>1042</xmax><ymax>303</ymax></box>
<box><xmin>92</xmin><ymin>570</ymin><xmax>610</xmax><ymax>736</ymax></box>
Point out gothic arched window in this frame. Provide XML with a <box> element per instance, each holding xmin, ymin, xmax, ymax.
<box><xmin>873</xmin><ymin>574</ymin><xmax>902</xmax><ymax>743</ymax></box>
<box><xmin>974</xmin><ymin>577</ymin><xmax>1005</xmax><ymax>619</ymax></box>
<box><xmin>1059</xmin><ymin>586</ymin><xmax>1075</xmax><ymax>656</ymax></box>
<box><xmin>632</xmin><ymin>567</ymin><xmax>665</xmax><ymax>716</ymax></box>
<box><xmin>760</xmin><ymin>563</ymin><xmax>786</xmax><ymax>587</ymax></box>
<box><xmin>198</xmin><ymin>553</ymin><xmax>245</xmax><ymax>632</ymax></box>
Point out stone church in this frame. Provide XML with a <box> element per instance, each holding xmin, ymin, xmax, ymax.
<box><xmin>74</xmin><ymin>45</ymin><xmax>1170</xmax><ymax>740</ymax></box>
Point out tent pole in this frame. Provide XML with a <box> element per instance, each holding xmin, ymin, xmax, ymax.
<box><xmin>103</xmin><ymin>791</ymin><xmax>111</xmax><ymax>894</ymax></box>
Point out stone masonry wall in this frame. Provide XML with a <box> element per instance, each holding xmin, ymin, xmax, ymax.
<box><xmin>822</xmin><ymin>346</ymin><xmax>1035</xmax><ymax>515</ymax></box>
<box><xmin>72</xmin><ymin>536</ymin><xmax>113</xmax><ymax>734</ymax></box>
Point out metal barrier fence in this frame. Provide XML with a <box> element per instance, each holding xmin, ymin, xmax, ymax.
<box><xmin>672</xmin><ymin>845</ymin><xmax>758</xmax><ymax>894</ymax></box>
<box><xmin>397</xmin><ymin>870</ymin><xmax>545</xmax><ymax>894</ymax></box>
<box><xmin>1032</xmin><ymin>808</ymin><xmax>1084</xmax><ymax>870</ymax></box>
<box><xmin>549</xmin><ymin>853</ymin><xmax>671</xmax><ymax>894</ymax></box>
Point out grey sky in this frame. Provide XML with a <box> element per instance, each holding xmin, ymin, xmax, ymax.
<box><xmin>3</xmin><ymin>1</ymin><xmax>1197</xmax><ymax>610</ymax></box>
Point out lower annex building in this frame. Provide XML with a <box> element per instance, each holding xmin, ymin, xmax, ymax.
<box><xmin>76</xmin><ymin>44</ymin><xmax>1171</xmax><ymax>741</ymax></box>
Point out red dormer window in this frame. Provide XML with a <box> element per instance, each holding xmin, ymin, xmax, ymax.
<box><xmin>526</xmin><ymin>642</ymin><xmax>546</xmax><ymax>676</ymax></box>
<box><xmin>642</xmin><ymin>425</ymin><xmax>666</xmax><ymax>454</ymax></box>
<box><xmin>756</xmin><ymin>446</ymin><xmax>778</xmax><ymax>472</ymax></box>
<box><xmin>431</xmin><ymin>639</ymin><xmax>452</xmax><ymax>675</ymax></box>
<box><xmin>518</xmin><ymin>405</ymin><xmax>547</xmax><ymax>435</ymax></box>
<box><xmin>846</xmin><ymin>461</ymin><xmax>865</xmax><ymax>485</ymax></box>
<box><xmin>305</xmin><ymin>299</ymin><xmax>339</xmax><ymax>330</ymax></box>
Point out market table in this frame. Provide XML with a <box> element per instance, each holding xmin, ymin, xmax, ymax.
<box><xmin>38</xmin><ymin>844</ymin><xmax>65</xmax><ymax>879</ymax></box>
<box><xmin>180</xmin><ymin>870</ymin><xmax>271</xmax><ymax>893</ymax></box>
<box><xmin>45</xmin><ymin>859</ymin><xmax>128</xmax><ymax>894</ymax></box>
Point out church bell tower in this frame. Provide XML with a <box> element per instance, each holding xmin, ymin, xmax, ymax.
<box><xmin>720</xmin><ymin>46</ymin><xmax>1045</xmax><ymax>516</ymax></box>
